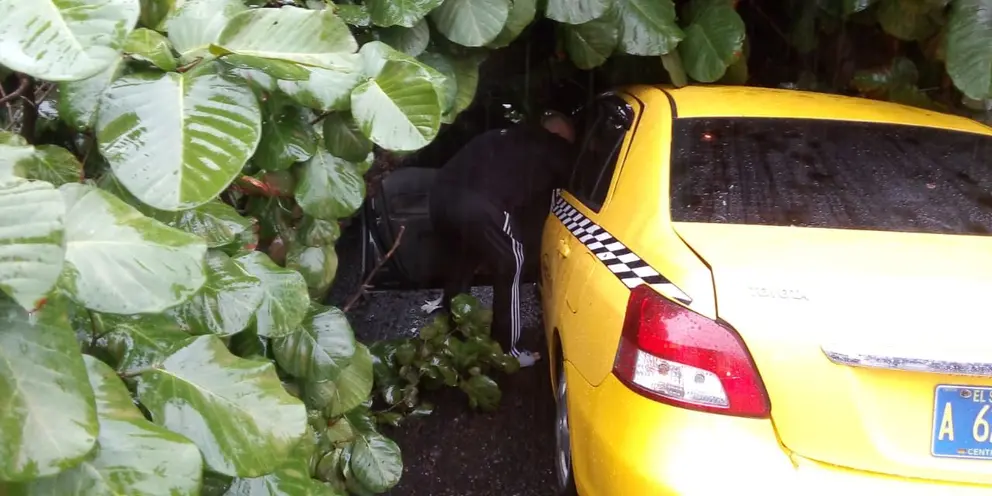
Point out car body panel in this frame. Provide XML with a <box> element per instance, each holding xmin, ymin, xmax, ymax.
<box><xmin>542</xmin><ymin>85</ymin><xmax>992</xmax><ymax>493</ymax></box>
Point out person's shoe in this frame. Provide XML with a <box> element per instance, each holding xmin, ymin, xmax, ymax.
<box><xmin>515</xmin><ymin>350</ymin><xmax>542</xmax><ymax>368</ymax></box>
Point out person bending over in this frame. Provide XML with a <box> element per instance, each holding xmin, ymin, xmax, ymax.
<box><xmin>428</xmin><ymin>111</ymin><xmax>576</xmax><ymax>367</ymax></box>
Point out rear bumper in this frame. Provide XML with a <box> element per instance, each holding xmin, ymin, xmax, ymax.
<box><xmin>563</xmin><ymin>363</ymin><xmax>992</xmax><ymax>496</ymax></box>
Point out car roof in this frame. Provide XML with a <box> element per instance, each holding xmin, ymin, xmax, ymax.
<box><xmin>625</xmin><ymin>85</ymin><xmax>992</xmax><ymax>137</ymax></box>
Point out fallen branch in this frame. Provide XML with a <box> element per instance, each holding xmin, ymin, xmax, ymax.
<box><xmin>343</xmin><ymin>225</ymin><xmax>406</xmax><ymax>313</ymax></box>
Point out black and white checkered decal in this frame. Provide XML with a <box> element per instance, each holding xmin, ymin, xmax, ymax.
<box><xmin>551</xmin><ymin>191</ymin><xmax>692</xmax><ymax>305</ymax></box>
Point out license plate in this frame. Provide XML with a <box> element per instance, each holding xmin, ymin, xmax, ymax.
<box><xmin>932</xmin><ymin>385</ymin><xmax>992</xmax><ymax>460</ymax></box>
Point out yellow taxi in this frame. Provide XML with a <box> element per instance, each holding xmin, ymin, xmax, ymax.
<box><xmin>540</xmin><ymin>85</ymin><xmax>992</xmax><ymax>495</ymax></box>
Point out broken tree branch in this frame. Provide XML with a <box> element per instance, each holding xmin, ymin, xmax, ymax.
<box><xmin>343</xmin><ymin>225</ymin><xmax>406</xmax><ymax>313</ymax></box>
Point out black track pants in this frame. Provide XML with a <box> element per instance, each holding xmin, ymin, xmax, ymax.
<box><xmin>429</xmin><ymin>187</ymin><xmax>527</xmax><ymax>357</ymax></box>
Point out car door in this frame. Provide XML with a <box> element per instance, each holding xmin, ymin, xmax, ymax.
<box><xmin>550</xmin><ymin>93</ymin><xmax>638</xmax><ymax>370</ymax></box>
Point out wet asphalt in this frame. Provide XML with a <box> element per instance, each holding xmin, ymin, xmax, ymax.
<box><xmin>327</xmin><ymin>224</ymin><xmax>557</xmax><ymax>496</ymax></box>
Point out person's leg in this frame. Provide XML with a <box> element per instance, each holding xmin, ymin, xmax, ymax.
<box><xmin>480</xmin><ymin>210</ymin><xmax>540</xmax><ymax>367</ymax></box>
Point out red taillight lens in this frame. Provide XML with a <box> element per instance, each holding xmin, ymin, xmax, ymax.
<box><xmin>612</xmin><ymin>285</ymin><xmax>770</xmax><ymax>418</ymax></box>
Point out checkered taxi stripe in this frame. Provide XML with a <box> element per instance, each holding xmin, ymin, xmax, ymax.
<box><xmin>551</xmin><ymin>192</ymin><xmax>692</xmax><ymax>305</ymax></box>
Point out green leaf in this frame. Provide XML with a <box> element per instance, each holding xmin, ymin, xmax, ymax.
<box><xmin>378</xmin><ymin>19</ymin><xmax>431</xmax><ymax>57</ymax></box>
<box><xmin>0</xmin><ymin>141</ymin><xmax>83</xmax><ymax>187</ymax></box>
<box><xmin>349</xmin><ymin>433</ymin><xmax>403</xmax><ymax>493</ymax></box>
<box><xmin>137</xmin><ymin>335</ymin><xmax>308</xmax><ymax>477</ymax></box>
<box><xmin>58</xmin><ymin>58</ymin><xmax>126</xmax><ymax>131</ymax></box>
<box><xmin>213</xmin><ymin>6</ymin><xmax>358</xmax><ymax>69</ymax></box>
<box><xmin>662</xmin><ymin>51</ymin><xmax>689</xmax><ymax>87</ymax></box>
<box><xmin>226</xmin><ymin>454</ymin><xmax>331</xmax><ymax>495</ymax></box>
<box><xmin>546</xmin><ymin>0</ymin><xmax>609</xmax><ymax>24</ymax></box>
<box><xmin>299</xmin><ymin>216</ymin><xmax>342</xmax><ymax>246</ymax></box>
<box><xmin>168</xmin><ymin>251</ymin><xmax>264</xmax><ymax>336</ymax></box>
<box><xmin>368</xmin><ymin>0</ymin><xmax>443</xmax><ymax>27</ymax></box>
<box><xmin>256</xmin><ymin>104</ymin><xmax>318</xmax><ymax>171</ymax></box>
<box><xmin>124</xmin><ymin>28</ymin><xmax>177</xmax><ymax>71</ymax></box>
<box><xmin>0</xmin><ymin>297</ymin><xmax>98</xmax><ymax>482</ymax></box>
<box><xmin>218</xmin><ymin>53</ymin><xmax>312</xmax><ymax>81</ymax></box>
<box><xmin>459</xmin><ymin>374</ymin><xmax>501</xmax><ymax>411</ymax></box>
<box><xmin>295</xmin><ymin>149</ymin><xmax>366</xmax><ymax>221</ymax></box>
<box><xmin>431</xmin><ymin>0</ymin><xmax>511</xmax><ymax>47</ymax></box>
<box><xmin>444</xmin><ymin>55</ymin><xmax>483</xmax><ymax>123</ymax></box>
<box><xmin>229</xmin><ymin>326</ymin><xmax>270</xmax><ymax>360</ymax></box>
<box><xmin>153</xmin><ymin>200</ymin><xmax>255</xmax><ymax>248</ymax></box>
<box><xmin>852</xmin><ymin>56</ymin><xmax>920</xmax><ymax>94</ymax></box>
<box><xmin>140</xmin><ymin>0</ymin><xmax>179</xmax><ymax>30</ymax></box>
<box><xmin>278</xmin><ymin>56</ymin><xmax>365</xmax><ymax>112</ymax></box>
<box><xmin>0</xmin><ymin>179</ymin><xmax>65</xmax><ymax>311</ymax></box>
<box><xmin>286</xmin><ymin>244</ymin><xmax>339</xmax><ymax>299</ymax></box>
<box><xmin>877</xmin><ymin>0</ymin><xmax>941</xmax><ymax>41</ymax></box>
<box><xmin>304</xmin><ymin>343</ymin><xmax>374</xmax><ymax>418</ymax></box>
<box><xmin>562</xmin><ymin>9</ymin><xmax>619</xmax><ymax>70</ymax></box>
<box><xmin>338</xmin><ymin>4</ymin><xmax>372</xmax><ymax>26</ymax></box>
<box><xmin>946</xmin><ymin>0</ymin><xmax>992</xmax><ymax>100</ymax></box>
<box><xmin>677</xmin><ymin>0</ymin><xmax>745</xmax><ymax>83</ymax></box>
<box><xmin>272</xmin><ymin>304</ymin><xmax>357</xmax><ymax>382</ymax></box>
<box><xmin>323</xmin><ymin>113</ymin><xmax>374</xmax><ymax>162</ymax></box>
<box><xmin>99</xmin><ymin>312</ymin><xmax>190</xmax><ymax>371</ymax></box>
<box><xmin>233</xmin><ymin>251</ymin><xmax>310</xmax><ymax>338</ymax></box>
<box><xmin>96</xmin><ymin>70</ymin><xmax>262</xmax><ymax>211</ymax></box>
<box><xmin>351</xmin><ymin>42</ymin><xmax>443</xmax><ymax>151</ymax></box>
<box><xmin>167</xmin><ymin>0</ymin><xmax>248</xmax><ymax>62</ymax></box>
<box><xmin>615</xmin><ymin>0</ymin><xmax>684</xmax><ymax>56</ymax></box>
<box><xmin>0</xmin><ymin>132</ymin><xmax>26</xmax><ymax>146</ymax></box>
<box><xmin>489</xmin><ymin>0</ymin><xmax>537</xmax><ymax>48</ymax></box>
<box><xmin>0</xmin><ymin>0</ymin><xmax>140</xmax><ymax>81</ymax></box>
<box><xmin>418</xmin><ymin>51</ymin><xmax>458</xmax><ymax>114</ymax></box>
<box><xmin>60</xmin><ymin>183</ymin><xmax>208</xmax><ymax>314</ymax></box>
<box><xmin>15</xmin><ymin>356</ymin><xmax>203</xmax><ymax>495</ymax></box>
<box><xmin>842</xmin><ymin>0</ymin><xmax>879</xmax><ymax>15</ymax></box>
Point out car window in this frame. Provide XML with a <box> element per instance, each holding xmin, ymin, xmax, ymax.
<box><xmin>669</xmin><ymin>117</ymin><xmax>992</xmax><ymax>235</ymax></box>
<box><xmin>567</xmin><ymin>95</ymin><xmax>632</xmax><ymax>212</ymax></box>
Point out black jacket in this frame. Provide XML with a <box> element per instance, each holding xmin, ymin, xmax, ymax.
<box><xmin>433</xmin><ymin>124</ymin><xmax>575</xmax><ymax>218</ymax></box>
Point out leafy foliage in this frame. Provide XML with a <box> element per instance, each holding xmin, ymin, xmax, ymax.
<box><xmin>4</xmin><ymin>0</ymin><xmax>992</xmax><ymax>493</ymax></box>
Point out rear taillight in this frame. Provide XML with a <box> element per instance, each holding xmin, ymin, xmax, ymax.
<box><xmin>612</xmin><ymin>285</ymin><xmax>770</xmax><ymax>418</ymax></box>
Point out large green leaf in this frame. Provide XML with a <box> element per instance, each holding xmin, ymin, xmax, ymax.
<box><xmin>256</xmin><ymin>104</ymin><xmax>317</xmax><ymax>171</ymax></box>
<box><xmin>368</xmin><ymin>0</ymin><xmax>443</xmax><ymax>27</ymax></box>
<box><xmin>418</xmin><ymin>52</ymin><xmax>458</xmax><ymax>115</ymax></box>
<box><xmin>137</xmin><ymin>335</ymin><xmax>308</xmax><ymax>477</ymax></box>
<box><xmin>443</xmin><ymin>55</ymin><xmax>484</xmax><ymax>123</ymax></box>
<box><xmin>168</xmin><ymin>251</ymin><xmax>264</xmax><ymax>337</ymax></box>
<box><xmin>272</xmin><ymin>304</ymin><xmax>356</xmax><ymax>382</ymax></box>
<box><xmin>299</xmin><ymin>217</ymin><xmax>342</xmax><ymax>246</ymax></box>
<box><xmin>212</xmin><ymin>6</ymin><xmax>358</xmax><ymax>70</ymax></box>
<box><xmin>167</xmin><ymin>0</ymin><xmax>248</xmax><ymax>62</ymax></box>
<box><xmin>225</xmin><ymin>442</ymin><xmax>333</xmax><ymax>496</ymax></box>
<box><xmin>233</xmin><ymin>251</ymin><xmax>309</xmax><ymax>338</ymax></box>
<box><xmin>351</xmin><ymin>42</ymin><xmax>443</xmax><ymax>151</ymax></box>
<box><xmin>0</xmin><ymin>179</ymin><xmax>65</xmax><ymax>311</ymax></box>
<box><xmin>459</xmin><ymin>374</ymin><xmax>501</xmax><ymax>411</ymax></box>
<box><xmin>0</xmin><ymin>297</ymin><xmax>98</xmax><ymax>482</ymax></box>
<box><xmin>98</xmin><ymin>312</ymin><xmax>190</xmax><ymax>371</ymax></box>
<box><xmin>154</xmin><ymin>200</ymin><xmax>255</xmax><ymax>248</ymax></box>
<box><xmin>349</xmin><ymin>433</ymin><xmax>403</xmax><ymax>493</ymax></box>
<box><xmin>546</xmin><ymin>0</ymin><xmax>610</xmax><ymax>25</ymax></box>
<box><xmin>615</xmin><ymin>0</ymin><xmax>684</xmax><ymax>56</ymax></box>
<box><xmin>295</xmin><ymin>149</ymin><xmax>366</xmax><ymax>221</ymax></box>
<box><xmin>277</xmin><ymin>55</ymin><xmax>365</xmax><ymax>112</ymax></box>
<box><xmin>430</xmin><ymin>0</ymin><xmax>511</xmax><ymax>47</ymax></box>
<box><xmin>877</xmin><ymin>0</ymin><xmax>941</xmax><ymax>41</ymax></box>
<box><xmin>378</xmin><ymin>19</ymin><xmax>431</xmax><ymax>57</ymax></box>
<box><xmin>323</xmin><ymin>113</ymin><xmax>374</xmax><ymax>162</ymax></box>
<box><xmin>304</xmin><ymin>343</ymin><xmax>374</xmax><ymax>418</ymax></box>
<box><xmin>60</xmin><ymin>183</ymin><xmax>208</xmax><ymax>314</ymax></box>
<box><xmin>0</xmin><ymin>0</ymin><xmax>140</xmax><ymax>81</ymax></box>
<box><xmin>0</xmin><ymin>143</ymin><xmax>82</xmax><ymax>187</ymax></box>
<box><xmin>14</xmin><ymin>356</ymin><xmax>203</xmax><ymax>495</ymax></box>
<box><xmin>489</xmin><ymin>0</ymin><xmax>537</xmax><ymax>48</ymax></box>
<box><xmin>562</xmin><ymin>10</ymin><xmax>619</xmax><ymax>70</ymax></box>
<box><xmin>58</xmin><ymin>58</ymin><xmax>126</xmax><ymax>131</ymax></box>
<box><xmin>140</xmin><ymin>0</ymin><xmax>179</xmax><ymax>30</ymax></box>
<box><xmin>97</xmin><ymin>70</ymin><xmax>261</xmax><ymax>211</ymax></box>
<box><xmin>678</xmin><ymin>0</ymin><xmax>745</xmax><ymax>83</ymax></box>
<box><xmin>124</xmin><ymin>28</ymin><xmax>176</xmax><ymax>71</ymax></box>
<box><xmin>286</xmin><ymin>244</ymin><xmax>339</xmax><ymax>299</ymax></box>
<box><xmin>947</xmin><ymin>0</ymin><xmax>992</xmax><ymax>100</ymax></box>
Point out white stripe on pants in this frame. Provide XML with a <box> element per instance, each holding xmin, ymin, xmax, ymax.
<box><xmin>502</xmin><ymin>212</ymin><xmax>524</xmax><ymax>356</ymax></box>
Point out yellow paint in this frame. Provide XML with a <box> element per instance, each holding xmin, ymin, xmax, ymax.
<box><xmin>542</xmin><ymin>85</ymin><xmax>992</xmax><ymax>494</ymax></box>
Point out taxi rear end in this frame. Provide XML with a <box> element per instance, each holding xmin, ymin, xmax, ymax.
<box><xmin>558</xmin><ymin>85</ymin><xmax>992</xmax><ymax>495</ymax></box>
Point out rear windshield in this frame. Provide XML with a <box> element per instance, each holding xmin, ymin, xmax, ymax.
<box><xmin>669</xmin><ymin>117</ymin><xmax>992</xmax><ymax>235</ymax></box>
